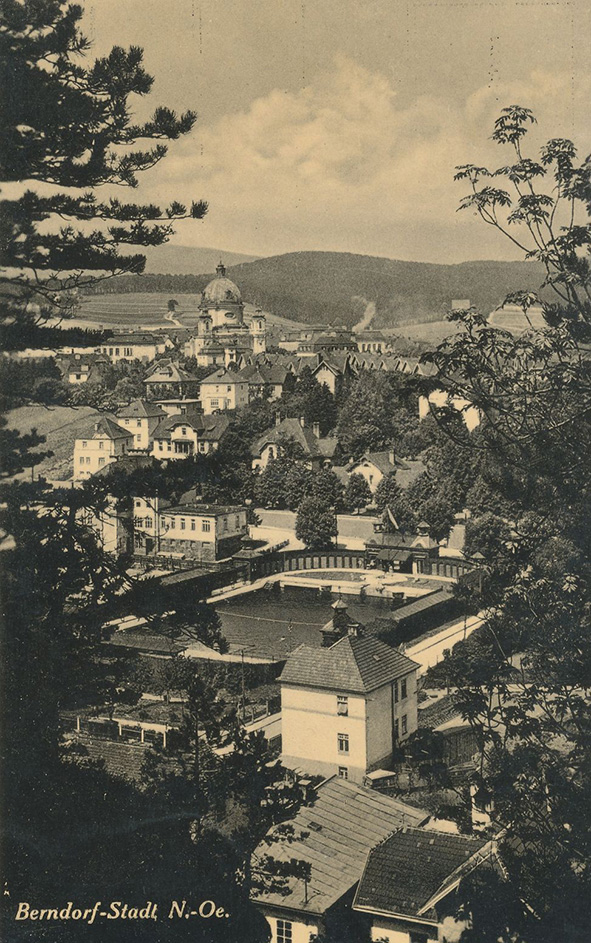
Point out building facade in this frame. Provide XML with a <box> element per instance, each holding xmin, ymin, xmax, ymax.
<box><xmin>280</xmin><ymin>603</ymin><xmax>419</xmax><ymax>783</ymax></box>
<box><xmin>73</xmin><ymin>418</ymin><xmax>133</xmax><ymax>481</ymax></box>
<box><xmin>133</xmin><ymin>498</ymin><xmax>247</xmax><ymax>562</ymax></box>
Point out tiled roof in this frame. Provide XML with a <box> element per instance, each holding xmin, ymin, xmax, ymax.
<box><xmin>280</xmin><ymin>634</ymin><xmax>419</xmax><ymax>693</ymax></box>
<box><xmin>165</xmin><ymin>502</ymin><xmax>244</xmax><ymax>516</ymax></box>
<box><xmin>354</xmin><ymin>827</ymin><xmax>490</xmax><ymax>919</ymax></box>
<box><xmin>391</xmin><ymin>589</ymin><xmax>453</xmax><ymax>623</ymax></box>
<box><xmin>93</xmin><ymin>416</ymin><xmax>132</xmax><ymax>439</ymax></box>
<box><xmin>109</xmin><ymin>332</ymin><xmax>162</xmax><ymax>345</ymax></box>
<box><xmin>252</xmin><ymin>418</ymin><xmax>324</xmax><ymax>459</ymax></box>
<box><xmin>252</xmin><ymin>778</ymin><xmax>428</xmax><ymax>914</ymax></box>
<box><xmin>144</xmin><ymin>363</ymin><xmax>199</xmax><ymax>384</ymax></box>
<box><xmin>200</xmin><ymin>368</ymin><xmax>249</xmax><ymax>385</ymax></box>
<box><xmin>117</xmin><ymin>399</ymin><xmax>166</xmax><ymax>419</ymax></box>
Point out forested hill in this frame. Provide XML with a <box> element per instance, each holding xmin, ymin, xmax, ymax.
<box><xmin>89</xmin><ymin>251</ymin><xmax>548</xmax><ymax>328</ymax></box>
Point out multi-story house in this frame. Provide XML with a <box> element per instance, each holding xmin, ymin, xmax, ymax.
<box><xmin>116</xmin><ymin>399</ymin><xmax>167</xmax><ymax>451</ymax></box>
<box><xmin>132</xmin><ymin>497</ymin><xmax>247</xmax><ymax>562</ymax></box>
<box><xmin>251</xmin><ymin>416</ymin><xmax>337</xmax><ymax>471</ymax></box>
<box><xmin>98</xmin><ymin>332</ymin><xmax>170</xmax><ymax>363</ymax></box>
<box><xmin>199</xmin><ymin>368</ymin><xmax>250</xmax><ymax>414</ymax></box>
<box><xmin>150</xmin><ymin>412</ymin><xmax>229</xmax><ymax>460</ymax></box>
<box><xmin>280</xmin><ymin>599</ymin><xmax>419</xmax><ymax>783</ymax></box>
<box><xmin>73</xmin><ymin>418</ymin><xmax>133</xmax><ymax>482</ymax></box>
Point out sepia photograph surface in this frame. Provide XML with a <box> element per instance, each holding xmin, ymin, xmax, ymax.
<box><xmin>1</xmin><ymin>1</ymin><xmax>591</xmax><ymax>941</ymax></box>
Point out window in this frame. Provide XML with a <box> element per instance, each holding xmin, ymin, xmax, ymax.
<box><xmin>108</xmin><ymin>348</ymin><xmax>113</xmax><ymax>356</ymax></box>
<box><xmin>226</xmin><ymin>385</ymin><xmax>232</xmax><ymax>392</ymax></box>
<box><xmin>145</xmin><ymin>517</ymin><xmax>153</xmax><ymax>528</ymax></box>
<box><xmin>337</xmin><ymin>695</ymin><xmax>348</xmax><ymax>716</ymax></box>
<box><xmin>99</xmin><ymin>441</ymin><xmax>104</xmax><ymax>450</ymax></box>
<box><xmin>124</xmin><ymin>347</ymin><xmax>132</xmax><ymax>356</ymax></box>
<box><xmin>79</xmin><ymin>457</ymin><xmax>84</xmax><ymax>464</ymax></box>
<box><xmin>191</xmin><ymin>520</ymin><xmax>196</xmax><ymax>531</ymax></box>
<box><xmin>338</xmin><ymin>766</ymin><xmax>348</xmax><ymax>780</ymax></box>
<box><xmin>136</xmin><ymin>435</ymin><xmax>141</xmax><ymax>443</ymax></box>
<box><xmin>115</xmin><ymin>348</ymin><xmax>120</xmax><ymax>356</ymax></box>
<box><xmin>235</xmin><ymin>515</ymin><xmax>240</xmax><ymax>529</ymax></box>
<box><xmin>394</xmin><ymin>717</ymin><xmax>399</xmax><ymax>741</ymax></box>
<box><xmin>401</xmin><ymin>714</ymin><xmax>408</xmax><ymax>735</ymax></box>
<box><xmin>394</xmin><ymin>681</ymin><xmax>399</xmax><ymax>703</ymax></box>
<box><xmin>276</xmin><ymin>919</ymin><xmax>292</xmax><ymax>943</ymax></box>
<box><xmin>181</xmin><ymin>427</ymin><xmax>187</xmax><ymax>436</ymax></box>
<box><xmin>135</xmin><ymin>500</ymin><xmax>142</xmax><ymax>508</ymax></box>
<box><xmin>137</xmin><ymin>420</ymin><xmax>142</xmax><ymax>428</ymax></box>
<box><xmin>202</xmin><ymin>520</ymin><xmax>211</xmax><ymax>533</ymax></box>
<box><xmin>211</xmin><ymin>399</ymin><xmax>219</xmax><ymax>408</ymax></box>
<box><xmin>180</xmin><ymin>519</ymin><xmax>186</xmax><ymax>531</ymax></box>
<box><xmin>75</xmin><ymin>373</ymin><xmax>81</xmax><ymax>380</ymax></box>
<box><xmin>337</xmin><ymin>733</ymin><xmax>349</xmax><ymax>754</ymax></box>
<box><xmin>98</xmin><ymin>457</ymin><xmax>105</xmax><ymax>466</ymax></box>
<box><xmin>82</xmin><ymin>441</ymin><xmax>87</xmax><ymax>448</ymax></box>
<box><xmin>160</xmin><ymin>517</ymin><xmax>166</xmax><ymax>528</ymax></box>
<box><xmin>400</xmin><ymin>678</ymin><xmax>407</xmax><ymax>700</ymax></box>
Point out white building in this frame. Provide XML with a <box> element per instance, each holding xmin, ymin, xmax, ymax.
<box><xmin>199</xmin><ymin>368</ymin><xmax>250</xmax><ymax>414</ymax></box>
<box><xmin>98</xmin><ymin>333</ymin><xmax>170</xmax><ymax>363</ymax></box>
<box><xmin>184</xmin><ymin>261</ymin><xmax>267</xmax><ymax>366</ymax></box>
<box><xmin>133</xmin><ymin>497</ymin><xmax>247</xmax><ymax>562</ymax></box>
<box><xmin>116</xmin><ymin>400</ymin><xmax>167</xmax><ymax>450</ymax></box>
<box><xmin>150</xmin><ymin>412</ymin><xmax>229</xmax><ymax>460</ymax></box>
<box><xmin>280</xmin><ymin>600</ymin><xmax>419</xmax><ymax>784</ymax></box>
<box><xmin>73</xmin><ymin>418</ymin><xmax>133</xmax><ymax>482</ymax></box>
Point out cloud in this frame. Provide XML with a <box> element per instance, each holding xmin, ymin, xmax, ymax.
<box><xmin>149</xmin><ymin>57</ymin><xmax>591</xmax><ymax>260</ymax></box>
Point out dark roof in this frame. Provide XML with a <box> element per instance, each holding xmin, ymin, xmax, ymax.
<box><xmin>152</xmin><ymin>413</ymin><xmax>229</xmax><ymax>441</ymax></box>
<box><xmin>280</xmin><ymin>634</ymin><xmax>419</xmax><ymax>693</ymax></box>
<box><xmin>354</xmin><ymin>827</ymin><xmax>491</xmax><ymax>919</ymax></box>
<box><xmin>200</xmin><ymin>368</ymin><xmax>249</xmax><ymax>385</ymax></box>
<box><xmin>108</xmin><ymin>332</ymin><xmax>162</xmax><ymax>345</ymax></box>
<box><xmin>252</xmin><ymin>778</ymin><xmax>428</xmax><ymax>914</ymax></box>
<box><xmin>144</xmin><ymin>363</ymin><xmax>199</xmax><ymax>384</ymax></box>
<box><xmin>117</xmin><ymin>399</ymin><xmax>166</xmax><ymax>419</ymax></box>
<box><xmin>252</xmin><ymin>417</ymin><xmax>325</xmax><ymax>459</ymax></box>
<box><xmin>93</xmin><ymin>416</ymin><xmax>132</xmax><ymax>439</ymax></box>
<box><xmin>391</xmin><ymin>589</ymin><xmax>453</xmax><ymax>624</ymax></box>
<box><xmin>165</xmin><ymin>503</ymin><xmax>245</xmax><ymax>516</ymax></box>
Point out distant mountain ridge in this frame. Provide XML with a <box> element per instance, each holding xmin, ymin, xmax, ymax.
<box><xmin>141</xmin><ymin>245</ymin><xmax>259</xmax><ymax>275</ymax></box>
<box><xmin>92</xmin><ymin>250</ymin><xmax>548</xmax><ymax>328</ymax></box>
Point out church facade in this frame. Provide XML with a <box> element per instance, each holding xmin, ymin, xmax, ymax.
<box><xmin>183</xmin><ymin>262</ymin><xmax>267</xmax><ymax>367</ymax></box>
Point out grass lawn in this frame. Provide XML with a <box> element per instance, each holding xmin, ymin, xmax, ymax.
<box><xmin>7</xmin><ymin>404</ymin><xmax>103</xmax><ymax>481</ymax></box>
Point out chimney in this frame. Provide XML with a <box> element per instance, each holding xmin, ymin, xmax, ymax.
<box><xmin>312</xmin><ymin>421</ymin><xmax>320</xmax><ymax>438</ymax></box>
<box><xmin>347</xmin><ymin>623</ymin><xmax>362</xmax><ymax>637</ymax></box>
<box><xmin>299</xmin><ymin>416</ymin><xmax>305</xmax><ymax>428</ymax></box>
<box><xmin>388</xmin><ymin>447</ymin><xmax>395</xmax><ymax>466</ymax></box>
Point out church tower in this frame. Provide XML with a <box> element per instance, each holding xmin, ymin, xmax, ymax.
<box><xmin>250</xmin><ymin>306</ymin><xmax>267</xmax><ymax>355</ymax></box>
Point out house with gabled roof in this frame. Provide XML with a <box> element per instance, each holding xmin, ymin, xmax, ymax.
<box><xmin>353</xmin><ymin>826</ymin><xmax>500</xmax><ymax>943</ymax></box>
<box><xmin>199</xmin><ymin>367</ymin><xmax>250</xmax><ymax>414</ymax></box>
<box><xmin>280</xmin><ymin>600</ymin><xmax>419</xmax><ymax>783</ymax></box>
<box><xmin>116</xmin><ymin>399</ymin><xmax>166</xmax><ymax>450</ymax></box>
<box><xmin>251</xmin><ymin>416</ymin><xmax>337</xmax><ymax>471</ymax></box>
<box><xmin>251</xmin><ymin>776</ymin><xmax>428</xmax><ymax>943</ymax></box>
<box><xmin>143</xmin><ymin>361</ymin><xmax>200</xmax><ymax>397</ymax></box>
<box><xmin>344</xmin><ymin>448</ymin><xmax>425</xmax><ymax>494</ymax></box>
<box><xmin>150</xmin><ymin>411</ymin><xmax>229</xmax><ymax>460</ymax></box>
<box><xmin>73</xmin><ymin>417</ymin><xmax>133</xmax><ymax>481</ymax></box>
<box><xmin>311</xmin><ymin>351</ymin><xmax>357</xmax><ymax>394</ymax></box>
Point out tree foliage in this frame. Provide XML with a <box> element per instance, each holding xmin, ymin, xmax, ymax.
<box><xmin>426</xmin><ymin>106</ymin><xmax>591</xmax><ymax>941</ymax></box>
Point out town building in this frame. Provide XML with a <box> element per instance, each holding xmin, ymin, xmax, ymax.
<box><xmin>353</xmin><ymin>827</ymin><xmax>499</xmax><ymax>943</ymax></box>
<box><xmin>344</xmin><ymin>449</ymin><xmax>424</xmax><ymax>494</ymax></box>
<box><xmin>98</xmin><ymin>332</ymin><xmax>170</xmax><ymax>363</ymax></box>
<box><xmin>116</xmin><ymin>399</ymin><xmax>167</xmax><ymax>450</ymax></box>
<box><xmin>150</xmin><ymin>411</ymin><xmax>229</xmax><ymax>459</ymax></box>
<box><xmin>311</xmin><ymin>352</ymin><xmax>357</xmax><ymax>394</ymax></box>
<box><xmin>365</xmin><ymin>511</ymin><xmax>440</xmax><ymax>573</ymax></box>
<box><xmin>55</xmin><ymin>351</ymin><xmax>110</xmax><ymax>385</ymax></box>
<box><xmin>199</xmin><ymin>368</ymin><xmax>250</xmax><ymax>414</ymax></box>
<box><xmin>132</xmin><ymin>497</ymin><xmax>247</xmax><ymax>562</ymax></box>
<box><xmin>143</xmin><ymin>361</ymin><xmax>201</xmax><ymax>398</ymax></box>
<box><xmin>73</xmin><ymin>417</ymin><xmax>133</xmax><ymax>481</ymax></box>
<box><xmin>238</xmin><ymin>363</ymin><xmax>288</xmax><ymax>401</ymax></box>
<box><xmin>354</xmin><ymin>331</ymin><xmax>391</xmax><ymax>354</ymax></box>
<box><xmin>183</xmin><ymin>261</ymin><xmax>267</xmax><ymax>366</ymax></box>
<box><xmin>251</xmin><ymin>416</ymin><xmax>337</xmax><ymax>471</ymax></box>
<box><xmin>280</xmin><ymin>600</ymin><xmax>419</xmax><ymax>783</ymax></box>
<box><xmin>251</xmin><ymin>777</ymin><xmax>428</xmax><ymax>943</ymax></box>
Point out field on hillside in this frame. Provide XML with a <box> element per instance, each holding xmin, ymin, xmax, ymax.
<box><xmin>7</xmin><ymin>405</ymin><xmax>102</xmax><ymax>481</ymax></box>
<box><xmin>75</xmin><ymin>293</ymin><xmax>307</xmax><ymax>334</ymax></box>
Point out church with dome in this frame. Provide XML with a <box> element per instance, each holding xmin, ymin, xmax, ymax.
<box><xmin>183</xmin><ymin>261</ymin><xmax>267</xmax><ymax>367</ymax></box>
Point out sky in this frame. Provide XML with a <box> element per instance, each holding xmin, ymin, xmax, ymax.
<box><xmin>84</xmin><ymin>0</ymin><xmax>591</xmax><ymax>263</ymax></box>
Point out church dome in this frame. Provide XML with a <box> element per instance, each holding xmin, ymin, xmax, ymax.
<box><xmin>201</xmin><ymin>261</ymin><xmax>242</xmax><ymax>305</ymax></box>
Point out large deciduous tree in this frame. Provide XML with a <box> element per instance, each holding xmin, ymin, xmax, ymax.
<box><xmin>426</xmin><ymin>106</ymin><xmax>591</xmax><ymax>942</ymax></box>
